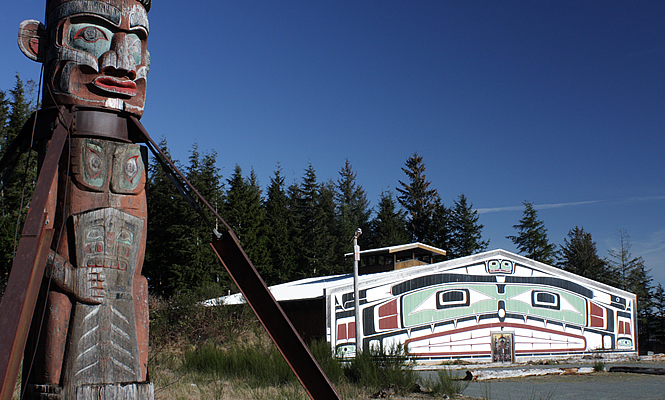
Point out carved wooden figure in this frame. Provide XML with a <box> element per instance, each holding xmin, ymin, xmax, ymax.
<box><xmin>17</xmin><ymin>0</ymin><xmax>153</xmax><ymax>398</ymax></box>
<box><xmin>6</xmin><ymin>1</ymin><xmax>342</xmax><ymax>399</ymax></box>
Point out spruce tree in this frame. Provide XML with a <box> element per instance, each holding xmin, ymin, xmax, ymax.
<box><xmin>0</xmin><ymin>75</ymin><xmax>35</xmax><ymax>295</ymax></box>
<box><xmin>290</xmin><ymin>164</ymin><xmax>336</xmax><ymax>278</ymax></box>
<box><xmin>224</xmin><ymin>165</ymin><xmax>270</xmax><ymax>278</ymax></box>
<box><xmin>335</xmin><ymin>159</ymin><xmax>371</xmax><ymax>263</ymax></box>
<box><xmin>186</xmin><ymin>145</ymin><xmax>227</xmax><ymax>288</ymax></box>
<box><xmin>264</xmin><ymin>165</ymin><xmax>295</xmax><ymax>284</ymax></box>
<box><xmin>145</xmin><ymin>138</ymin><xmax>195</xmax><ymax>296</ymax></box>
<box><xmin>428</xmin><ymin>196</ymin><xmax>451</xmax><ymax>257</ymax></box>
<box><xmin>367</xmin><ymin>191</ymin><xmax>409</xmax><ymax>249</ymax></box>
<box><xmin>396</xmin><ymin>153</ymin><xmax>438</xmax><ymax>242</ymax></box>
<box><xmin>507</xmin><ymin>201</ymin><xmax>556</xmax><ymax>264</ymax></box>
<box><xmin>447</xmin><ymin>194</ymin><xmax>488</xmax><ymax>258</ymax></box>
<box><xmin>557</xmin><ymin>227</ymin><xmax>609</xmax><ymax>284</ymax></box>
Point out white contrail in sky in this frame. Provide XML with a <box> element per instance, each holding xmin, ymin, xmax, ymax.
<box><xmin>476</xmin><ymin>196</ymin><xmax>665</xmax><ymax>214</ymax></box>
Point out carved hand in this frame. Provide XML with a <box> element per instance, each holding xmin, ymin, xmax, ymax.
<box><xmin>45</xmin><ymin>252</ymin><xmax>107</xmax><ymax>304</ymax></box>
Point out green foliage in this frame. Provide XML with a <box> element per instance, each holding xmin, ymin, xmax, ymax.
<box><xmin>334</xmin><ymin>159</ymin><xmax>371</xmax><ymax>263</ymax></box>
<box><xmin>420</xmin><ymin>368</ymin><xmax>469</xmax><ymax>397</ymax></box>
<box><xmin>557</xmin><ymin>227</ymin><xmax>609</xmax><ymax>283</ymax></box>
<box><xmin>0</xmin><ymin>74</ymin><xmax>37</xmax><ymax>295</ymax></box>
<box><xmin>593</xmin><ymin>359</ymin><xmax>605</xmax><ymax>372</ymax></box>
<box><xmin>428</xmin><ymin>196</ymin><xmax>451</xmax><ymax>260</ymax></box>
<box><xmin>447</xmin><ymin>194</ymin><xmax>489</xmax><ymax>258</ymax></box>
<box><xmin>367</xmin><ymin>190</ymin><xmax>409</xmax><ymax>249</ymax></box>
<box><xmin>343</xmin><ymin>344</ymin><xmax>418</xmax><ymax>394</ymax></box>
<box><xmin>508</xmin><ymin>201</ymin><xmax>556</xmax><ymax>264</ymax></box>
<box><xmin>397</xmin><ymin>152</ymin><xmax>438</xmax><ymax>242</ymax></box>
<box><xmin>606</xmin><ymin>230</ymin><xmax>654</xmax><ymax>352</ymax></box>
<box><xmin>183</xmin><ymin>342</ymin><xmax>296</xmax><ymax>388</ymax></box>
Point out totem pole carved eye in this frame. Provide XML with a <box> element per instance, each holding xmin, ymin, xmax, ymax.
<box><xmin>87</xmin><ymin>148</ymin><xmax>103</xmax><ymax>178</ymax></box>
<box><xmin>124</xmin><ymin>156</ymin><xmax>139</xmax><ymax>183</ymax></box>
<box><xmin>73</xmin><ymin>26</ymin><xmax>108</xmax><ymax>43</ymax></box>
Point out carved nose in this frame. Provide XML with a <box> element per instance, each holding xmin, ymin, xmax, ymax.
<box><xmin>98</xmin><ymin>32</ymin><xmax>137</xmax><ymax>80</ymax></box>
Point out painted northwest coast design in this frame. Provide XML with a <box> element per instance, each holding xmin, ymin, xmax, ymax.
<box><xmin>331</xmin><ymin>251</ymin><xmax>636</xmax><ymax>361</ymax></box>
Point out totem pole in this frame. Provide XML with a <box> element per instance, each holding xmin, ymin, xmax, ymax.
<box><xmin>16</xmin><ymin>0</ymin><xmax>153</xmax><ymax>398</ymax></box>
<box><xmin>1</xmin><ymin>0</ymin><xmax>342</xmax><ymax>399</ymax></box>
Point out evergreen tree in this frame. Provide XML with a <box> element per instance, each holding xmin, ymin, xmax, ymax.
<box><xmin>145</xmin><ymin>141</ymin><xmax>227</xmax><ymax>296</ymax></box>
<box><xmin>145</xmin><ymin>138</ymin><xmax>192</xmax><ymax>295</ymax></box>
<box><xmin>557</xmin><ymin>227</ymin><xmax>610</xmax><ymax>284</ymax></box>
<box><xmin>290</xmin><ymin>164</ymin><xmax>336</xmax><ymax>278</ymax></box>
<box><xmin>428</xmin><ymin>196</ymin><xmax>451</xmax><ymax>257</ymax></box>
<box><xmin>367</xmin><ymin>191</ymin><xmax>409</xmax><ymax>249</ymax></box>
<box><xmin>396</xmin><ymin>153</ymin><xmax>438</xmax><ymax>242</ymax></box>
<box><xmin>507</xmin><ymin>201</ymin><xmax>556</xmax><ymax>264</ymax></box>
<box><xmin>0</xmin><ymin>75</ymin><xmax>35</xmax><ymax>294</ymax></box>
<box><xmin>224</xmin><ymin>165</ymin><xmax>270</xmax><ymax>278</ymax></box>
<box><xmin>334</xmin><ymin>159</ymin><xmax>371</xmax><ymax>263</ymax></box>
<box><xmin>652</xmin><ymin>283</ymin><xmax>665</xmax><ymax>352</ymax></box>
<box><xmin>447</xmin><ymin>194</ymin><xmax>488</xmax><ymax>258</ymax></box>
<box><xmin>186</xmin><ymin>145</ymin><xmax>227</xmax><ymax>287</ymax></box>
<box><xmin>264</xmin><ymin>165</ymin><xmax>295</xmax><ymax>284</ymax></box>
<box><xmin>606</xmin><ymin>229</ymin><xmax>653</xmax><ymax>352</ymax></box>
<box><xmin>317</xmin><ymin>179</ymin><xmax>340</xmax><ymax>275</ymax></box>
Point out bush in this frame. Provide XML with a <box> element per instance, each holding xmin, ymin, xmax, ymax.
<box><xmin>149</xmin><ymin>286</ymin><xmax>259</xmax><ymax>348</ymax></box>
<box><xmin>342</xmin><ymin>343</ymin><xmax>418</xmax><ymax>394</ymax></box>
<box><xmin>421</xmin><ymin>368</ymin><xmax>469</xmax><ymax>397</ymax></box>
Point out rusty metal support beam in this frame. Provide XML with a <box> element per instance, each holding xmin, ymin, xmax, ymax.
<box><xmin>210</xmin><ymin>235</ymin><xmax>341</xmax><ymax>400</ymax></box>
<box><xmin>0</xmin><ymin>108</ymin><xmax>71</xmax><ymax>400</ymax></box>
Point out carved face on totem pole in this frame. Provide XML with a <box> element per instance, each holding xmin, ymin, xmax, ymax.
<box><xmin>18</xmin><ymin>0</ymin><xmax>151</xmax><ymax>116</ymax></box>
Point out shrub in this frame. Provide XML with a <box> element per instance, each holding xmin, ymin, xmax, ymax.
<box><xmin>421</xmin><ymin>368</ymin><xmax>469</xmax><ymax>397</ymax></box>
<box><xmin>342</xmin><ymin>343</ymin><xmax>418</xmax><ymax>394</ymax></box>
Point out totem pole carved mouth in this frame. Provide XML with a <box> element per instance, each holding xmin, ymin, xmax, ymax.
<box><xmin>93</xmin><ymin>76</ymin><xmax>137</xmax><ymax>97</ymax></box>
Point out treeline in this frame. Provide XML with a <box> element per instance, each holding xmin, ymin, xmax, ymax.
<box><xmin>144</xmin><ymin>148</ymin><xmax>490</xmax><ymax>296</ymax></box>
<box><xmin>0</xmin><ymin>75</ymin><xmax>663</xmax><ymax>352</ymax></box>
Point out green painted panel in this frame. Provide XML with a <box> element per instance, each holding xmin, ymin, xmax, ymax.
<box><xmin>401</xmin><ymin>282</ymin><xmax>587</xmax><ymax>328</ymax></box>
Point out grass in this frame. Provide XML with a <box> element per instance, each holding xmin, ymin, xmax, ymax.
<box><xmin>593</xmin><ymin>359</ymin><xmax>606</xmax><ymax>372</ymax></box>
<box><xmin>343</xmin><ymin>344</ymin><xmax>419</xmax><ymax>395</ymax></box>
<box><xmin>423</xmin><ymin>368</ymin><xmax>470</xmax><ymax>397</ymax></box>
<box><xmin>146</xmin><ymin>289</ymin><xmax>474</xmax><ymax>399</ymax></box>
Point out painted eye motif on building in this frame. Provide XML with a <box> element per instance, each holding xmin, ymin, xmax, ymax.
<box><xmin>437</xmin><ymin>289</ymin><xmax>470</xmax><ymax>309</ymax></box>
<box><xmin>532</xmin><ymin>290</ymin><xmax>560</xmax><ymax>310</ymax></box>
<box><xmin>486</xmin><ymin>259</ymin><xmax>514</xmax><ymax>274</ymax></box>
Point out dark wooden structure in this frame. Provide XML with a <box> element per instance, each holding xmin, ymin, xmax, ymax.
<box><xmin>345</xmin><ymin>242</ymin><xmax>447</xmax><ymax>274</ymax></box>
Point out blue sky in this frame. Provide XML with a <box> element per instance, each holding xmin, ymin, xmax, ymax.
<box><xmin>2</xmin><ymin>1</ymin><xmax>664</xmax><ymax>286</ymax></box>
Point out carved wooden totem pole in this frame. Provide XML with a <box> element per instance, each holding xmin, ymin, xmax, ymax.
<box><xmin>0</xmin><ymin>0</ymin><xmax>342</xmax><ymax>399</ymax></box>
<box><xmin>16</xmin><ymin>0</ymin><xmax>153</xmax><ymax>398</ymax></box>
